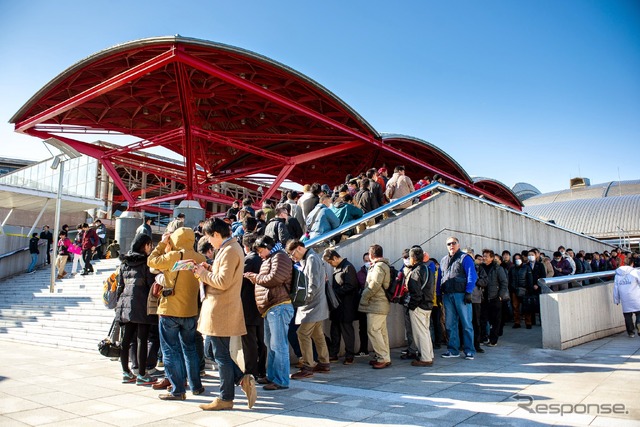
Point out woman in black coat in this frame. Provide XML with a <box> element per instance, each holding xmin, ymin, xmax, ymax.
<box><xmin>115</xmin><ymin>233</ymin><xmax>157</xmax><ymax>384</ymax></box>
<box><xmin>323</xmin><ymin>249</ymin><xmax>359</xmax><ymax>365</ymax></box>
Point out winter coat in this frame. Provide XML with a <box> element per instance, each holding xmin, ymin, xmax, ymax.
<box><xmin>358</xmin><ymin>258</ymin><xmax>391</xmax><ymax>315</ymax></box>
<box><xmin>331</xmin><ymin>201</ymin><xmax>364</xmax><ymax>226</ymax></box>
<box><xmin>198</xmin><ymin>238</ymin><xmax>246</xmax><ymax>337</ymax></box>
<box><xmin>264</xmin><ymin>218</ymin><xmax>291</xmax><ymax>245</ymax></box>
<box><xmin>369</xmin><ymin>180</ymin><xmax>384</xmax><ymax>209</ymax></box>
<box><xmin>613</xmin><ymin>266</ymin><xmax>640</xmax><ymax>313</ymax></box>
<box><xmin>471</xmin><ymin>263</ymin><xmax>488</xmax><ymax>303</ymax></box>
<box><xmin>115</xmin><ymin>252</ymin><xmax>157</xmax><ymax>324</ymax></box>
<box><xmin>509</xmin><ymin>264</ymin><xmax>534</xmax><ymax>295</ymax></box>
<box><xmin>406</xmin><ymin>262</ymin><xmax>434</xmax><ymax>311</ymax></box>
<box><xmin>29</xmin><ymin>237</ymin><xmax>40</xmax><ymax>254</ymax></box>
<box><xmin>385</xmin><ymin>173</ymin><xmax>414</xmax><ymax>209</ymax></box>
<box><xmin>306</xmin><ymin>204</ymin><xmax>340</xmax><ymax>239</ymax></box>
<box><xmin>354</xmin><ymin>189</ymin><xmax>375</xmax><ymax>213</ymax></box>
<box><xmin>57</xmin><ymin>237</ymin><xmax>72</xmax><ymax>257</ymax></box>
<box><xmin>81</xmin><ymin>228</ymin><xmax>99</xmax><ymax>250</ymax></box>
<box><xmin>481</xmin><ymin>261</ymin><xmax>509</xmax><ymax>301</ymax></box>
<box><xmin>299</xmin><ymin>193</ymin><xmax>319</xmax><ymax>220</ymax></box>
<box><xmin>329</xmin><ymin>258</ymin><xmax>359</xmax><ymax>323</ymax></box>
<box><xmin>551</xmin><ymin>258</ymin><xmax>572</xmax><ymax>277</ymax></box>
<box><xmin>285</xmin><ymin>217</ymin><xmax>304</xmax><ymax>240</ymax></box>
<box><xmin>286</xmin><ymin>200</ymin><xmax>306</xmax><ymax>233</ymax></box>
<box><xmin>147</xmin><ymin>227</ymin><xmax>206</xmax><ymax>318</ymax></box>
<box><xmin>295</xmin><ymin>248</ymin><xmax>329</xmax><ymax>324</ymax></box>
<box><xmin>241</xmin><ymin>251</ymin><xmax>263</xmax><ymax>326</ymax></box>
<box><xmin>254</xmin><ymin>250</ymin><xmax>292</xmax><ymax>315</ymax></box>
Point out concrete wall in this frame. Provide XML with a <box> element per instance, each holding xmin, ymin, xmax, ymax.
<box><xmin>540</xmin><ymin>281</ymin><xmax>625</xmax><ymax>350</ymax></box>
<box><xmin>0</xmin><ymin>235</ymin><xmax>47</xmax><ymax>279</ymax></box>
<box><xmin>328</xmin><ymin>191</ymin><xmax>615</xmax><ymax>349</ymax></box>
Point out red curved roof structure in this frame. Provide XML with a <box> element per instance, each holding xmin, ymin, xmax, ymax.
<box><xmin>11</xmin><ymin>36</ymin><xmax>522</xmax><ymax>211</ymax></box>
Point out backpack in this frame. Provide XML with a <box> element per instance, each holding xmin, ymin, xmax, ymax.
<box><xmin>102</xmin><ymin>266</ymin><xmax>120</xmax><ymax>309</ymax></box>
<box><xmin>290</xmin><ymin>264</ymin><xmax>308</xmax><ymax>307</ymax></box>
<box><xmin>384</xmin><ymin>265</ymin><xmax>401</xmax><ymax>302</ymax></box>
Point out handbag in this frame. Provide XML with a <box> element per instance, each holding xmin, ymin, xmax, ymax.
<box><xmin>325</xmin><ymin>281</ymin><xmax>340</xmax><ymax>311</ymax></box>
<box><xmin>98</xmin><ymin>319</ymin><xmax>121</xmax><ymax>358</ymax></box>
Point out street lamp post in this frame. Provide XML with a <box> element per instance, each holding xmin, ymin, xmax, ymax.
<box><xmin>44</xmin><ymin>138</ymin><xmax>81</xmax><ymax>293</ymax></box>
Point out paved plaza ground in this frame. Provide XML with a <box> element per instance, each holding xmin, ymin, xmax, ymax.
<box><xmin>1</xmin><ymin>325</ymin><xmax>639</xmax><ymax>427</ymax></box>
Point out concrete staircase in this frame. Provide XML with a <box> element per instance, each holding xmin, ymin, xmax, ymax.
<box><xmin>0</xmin><ymin>258</ymin><xmax>121</xmax><ymax>353</ymax></box>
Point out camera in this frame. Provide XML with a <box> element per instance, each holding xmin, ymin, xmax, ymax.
<box><xmin>162</xmin><ymin>288</ymin><xmax>175</xmax><ymax>297</ymax></box>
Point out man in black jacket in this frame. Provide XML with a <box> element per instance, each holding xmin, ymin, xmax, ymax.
<box><xmin>406</xmin><ymin>246</ymin><xmax>435</xmax><ymax>367</ymax></box>
<box><xmin>27</xmin><ymin>232</ymin><xmax>40</xmax><ymax>273</ymax></box>
<box><xmin>323</xmin><ymin>248</ymin><xmax>359</xmax><ymax>365</ymax></box>
<box><xmin>40</xmin><ymin>225</ymin><xmax>53</xmax><ymax>264</ymax></box>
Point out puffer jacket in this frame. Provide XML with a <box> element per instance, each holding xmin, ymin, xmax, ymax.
<box><xmin>482</xmin><ymin>261</ymin><xmax>509</xmax><ymax>300</ymax></box>
<box><xmin>254</xmin><ymin>250</ymin><xmax>292</xmax><ymax>315</ymax></box>
<box><xmin>406</xmin><ymin>262</ymin><xmax>434</xmax><ymax>311</ymax></box>
<box><xmin>147</xmin><ymin>227</ymin><xmax>206</xmax><ymax>318</ymax></box>
<box><xmin>115</xmin><ymin>252</ymin><xmax>157</xmax><ymax>324</ymax></box>
<box><xmin>358</xmin><ymin>258</ymin><xmax>391</xmax><ymax>315</ymax></box>
<box><xmin>509</xmin><ymin>264</ymin><xmax>534</xmax><ymax>295</ymax></box>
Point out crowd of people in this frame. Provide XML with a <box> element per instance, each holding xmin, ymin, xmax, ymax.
<box><xmin>34</xmin><ymin>164</ymin><xmax>637</xmax><ymax>411</ymax></box>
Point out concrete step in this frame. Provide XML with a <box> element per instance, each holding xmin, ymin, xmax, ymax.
<box><xmin>0</xmin><ymin>257</ymin><xmax>122</xmax><ymax>352</ymax></box>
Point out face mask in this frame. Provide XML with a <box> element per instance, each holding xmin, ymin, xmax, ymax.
<box><xmin>560</xmin><ymin>250</ymin><xmax>565</xmax><ymax>255</ymax></box>
<box><xmin>515</xmin><ymin>259</ymin><xmax>522</xmax><ymax>266</ymax></box>
<box><xmin>528</xmin><ymin>255</ymin><xmax>535</xmax><ymax>262</ymax></box>
<box><xmin>403</xmin><ymin>258</ymin><xmax>411</xmax><ymax>267</ymax></box>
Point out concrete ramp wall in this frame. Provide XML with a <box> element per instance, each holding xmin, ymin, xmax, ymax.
<box><xmin>330</xmin><ymin>191</ymin><xmax>614</xmax><ymax>348</ymax></box>
<box><xmin>540</xmin><ymin>282</ymin><xmax>625</xmax><ymax>349</ymax></box>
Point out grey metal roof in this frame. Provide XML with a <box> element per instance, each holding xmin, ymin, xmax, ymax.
<box><xmin>513</xmin><ymin>182</ymin><xmax>541</xmax><ymax>201</ymax></box>
<box><xmin>523</xmin><ymin>194</ymin><xmax>640</xmax><ymax>239</ymax></box>
<box><xmin>524</xmin><ymin>180</ymin><xmax>640</xmax><ymax>206</ymax></box>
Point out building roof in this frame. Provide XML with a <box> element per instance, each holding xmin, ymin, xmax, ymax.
<box><xmin>524</xmin><ymin>180</ymin><xmax>640</xmax><ymax>206</ymax></box>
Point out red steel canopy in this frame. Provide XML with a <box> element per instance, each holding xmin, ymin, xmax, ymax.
<box><xmin>11</xmin><ymin>36</ymin><xmax>522</xmax><ymax>211</ymax></box>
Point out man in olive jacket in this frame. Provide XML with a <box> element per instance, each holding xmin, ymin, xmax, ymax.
<box><xmin>147</xmin><ymin>227</ymin><xmax>206</xmax><ymax>401</ymax></box>
<box><xmin>358</xmin><ymin>244</ymin><xmax>392</xmax><ymax>369</ymax></box>
<box><xmin>193</xmin><ymin>218</ymin><xmax>256</xmax><ymax>411</ymax></box>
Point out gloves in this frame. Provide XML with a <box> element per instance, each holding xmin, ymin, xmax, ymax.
<box><xmin>464</xmin><ymin>292</ymin><xmax>472</xmax><ymax>304</ymax></box>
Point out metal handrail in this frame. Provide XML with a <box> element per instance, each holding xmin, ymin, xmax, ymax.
<box><xmin>305</xmin><ymin>181</ymin><xmax>442</xmax><ymax>248</ymax></box>
<box><xmin>537</xmin><ymin>271</ymin><xmax>616</xmax><ymax>287</ymax></box>
<box><xmin>305</xmin><ymin>181</ymin><xmax>614</xmax><ymax>249</ymax></box>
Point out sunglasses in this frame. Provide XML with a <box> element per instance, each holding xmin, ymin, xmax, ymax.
<box><xmin>446</xmin><ymin>242</ymin><xmax>458</xmax><ymax>246</ymax></box>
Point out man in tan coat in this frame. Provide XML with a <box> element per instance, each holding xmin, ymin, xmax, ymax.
<box><xmin>147</xmin><ymin>227</ymin><xmax>206</xmax><ymax>401</ymax></box>
<box><xmin>193</xmin><ymin>218</ymin><xmax>256</xmax><ymax>411</ymax></box>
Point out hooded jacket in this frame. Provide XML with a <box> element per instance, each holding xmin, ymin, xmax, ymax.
<box><xmin>254</xmin><ymin>249</ymin><xmax>292</xmax><ymax>315</ymax></box>
<box><xmin>330</xmin><ymin>200</ymin><xmax>364</xmax><ymax>226</ymax></box>
<box><xmin>613</xmin><ymin>266</ymin><xmax>640</xmax><ymax>313</ymax></box>
<box><xmin>147</xmin><ymin>227</ymin><xmax>206</xmax><ymax>318</ymax></box>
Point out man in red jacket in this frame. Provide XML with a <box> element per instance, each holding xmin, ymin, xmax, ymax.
<box><xmin>80</xmin><ymin>223</ymin><xmax>99</xmax><ymax>275</ymax></box>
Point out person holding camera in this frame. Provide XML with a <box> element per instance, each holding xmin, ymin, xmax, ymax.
<box><xmin>147</xmin><ymin>227</ymin><xmax>206</xmax><ymax>401</ymax></box>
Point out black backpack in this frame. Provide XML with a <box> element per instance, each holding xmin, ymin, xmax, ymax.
<box><xmin>384</xmin><ymin>265</ymin><xmax>401</xmax><ymax>302</ymax></box>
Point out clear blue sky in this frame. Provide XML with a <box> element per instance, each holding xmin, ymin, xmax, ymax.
<box><xmin>1</xmin><ymin>0</ymin><xmax>638</xmax><ymax>194</ymax></box>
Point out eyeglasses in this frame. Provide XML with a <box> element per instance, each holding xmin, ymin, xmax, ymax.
<box><xmin>446</xmin><ymin>242</ymin><xmax>458</xmax><ymax>246</ymax></box>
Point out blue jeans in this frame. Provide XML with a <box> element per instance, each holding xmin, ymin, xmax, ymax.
<box><xmin>159</xmin><ymin>316</ymin><xmax>202</xmax><ymax>395</ymax></box>
<box><xmin>27</xmin><ymin>253</ymin><xmax>38</xmax><ymax>273</ymax></box>
<box><xmin>210</xmin><ymin>336</ymin><xmax>244</xmax><ymax>401</ymax></box>
<box><xmin>264</xmin><ymin>303</ymin><xmax>293</xmax><ymax>387</ymax></box>
<box><xmin>443</xmin><ymin>293</ymin><xmax>474</xmax><ymax>356</ymax></box>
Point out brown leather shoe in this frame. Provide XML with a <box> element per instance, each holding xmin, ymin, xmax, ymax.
<box><xmin>371</xmin><ymin>361</ymin><xmax>391</xmax><ymax>369</ymax></box>
<box><xmin>369</xmin><ymin>359</ymin><xmax>379</xmax><ymax>366</ymax></box>
<box><xmin>240</xmin><ymin>374</ymin><xmax>257</xmax><ymax>409</ymax></box>
<box><xmin>200</xmin><ymin>397</ymin><xmax>233</xmax><ymax>411</ymax></box>
<box><xmin>291</xmin><ymin>369</ymin><xmax>314</xmax><ymax>380</ymax></box>
<box><xmin>343</xmin><ymin>357</ymin><xmax>354</xmax><ymax>365</ymax></box>
<box><xmin>411</xmin><ymin>360</ymin><xmax>433</xmax><ymax>367</ymax></box>
<box><xmin>263</xmin><ymin>383</ymin><xmax>288</xmax><ymax>390</ymax></box>
<box><xmin>312</xmin><ymin>363</ymin><xmax>330</xmax><ymax>373</ymax></box>
<box><xmin>256</xmin><ymin>377</ymin><xmax>271</xmax><ymax>385</ymax></box>
<box><xmin>152</xmin><ymin>378</ymin><xmax>171</xmax><ymax>390</ymax></box>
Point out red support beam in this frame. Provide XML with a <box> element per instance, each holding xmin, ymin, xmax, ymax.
<box><xmin>290</xmin><ymin>140</ymin><xmax>365</xmax><ymax>165</ymax></box>
<box><xmin>102</xmin><ymin>128</ymin><xmax>184</xmax><ymax>159</ymax></box>
<box><xmin>101</xmin><ymin>159</ymin><xmax>136</xmax><ymax>205</ymax></box>
<box><xmin>193</xmin><ymin>128</ymin><xmax>290</xmax><ymax>164</ymax></box>
<box><xmin>259</xmin><ymin>163</ymin><xmax>296</xmax><ymax>204</ymax></box>
<box><xmin>16</xmin><ymin>49</ymin><xmax>177</xmax><ymax>133</ymax></box>
<box><xmin>131</xmin><ymin>189</ymin><xmax>188</xmax><ymax>208</ymax></box>
<box><xmin>175</xmin><ymin>62</ymin><xmax>195</xmax><ymax>199</ymax></box>
<box><xmin>174</xmin><ymin>50</ymin><xmax>379</xmax><ymax>145</ymax></box>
